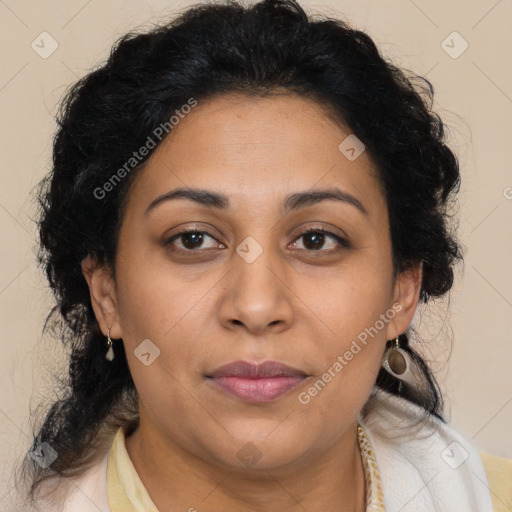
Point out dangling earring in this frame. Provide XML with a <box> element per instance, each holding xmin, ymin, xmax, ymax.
<box><xmin>105</xmin><ymin>327</ymin><xmax>115</xmax><ymax>361</ymax></box>
<box><xmin>382</xmin><ymin>335</ymin><xmax>410</xmax><ymax>393</ymax></box>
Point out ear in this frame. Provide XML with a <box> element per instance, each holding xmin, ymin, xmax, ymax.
<box><xmin>81</xmin><ymin>255</ymin><xmax>122</xmax><ymax>339</ymax></box>
<box><xmin>385</xmin><ymin>261</ymin><xmax>423</xmax><ymax>340</ymax></box>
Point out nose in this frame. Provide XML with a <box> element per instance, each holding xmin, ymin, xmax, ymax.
<box><xmin>217</xmin><ymin>242</ymin><xmax>294</xmax><ymax>336</ymax></box>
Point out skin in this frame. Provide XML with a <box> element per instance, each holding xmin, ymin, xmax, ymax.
<box><xmin>82</xmin><ymin>93</ymin><xmax>422</xmax><ymax>512</ymax></box>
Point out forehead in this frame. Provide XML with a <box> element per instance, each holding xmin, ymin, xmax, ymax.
<box><xmin>122</xmin><ymin>93</ymin><xmax>386</xmax><ymax>220</ymax></box>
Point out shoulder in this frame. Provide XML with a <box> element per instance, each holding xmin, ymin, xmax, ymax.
<box><xmin>480</xmin><ymin>450</ymin><xmax>512</xmax><ymax>512</ymax></box>
<box><xmin>359</xmin><ymin>389</ymin><xmax>496</xmax><ymax>511</ymax></box>
<box><xmin>11</xmin><ymin>450</ymin><xmax>111</xmax><ymax>512</ymax></box>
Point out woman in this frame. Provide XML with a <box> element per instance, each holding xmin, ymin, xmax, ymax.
<box><xmin>13</xmin><ymin>0</ymin><xmax>511</xmax><ymax>510</ymax></box>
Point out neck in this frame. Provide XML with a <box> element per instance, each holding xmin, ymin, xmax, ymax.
<box><xmin>124</xmin><ymin>419</ymin><xmax>366</xmax><ymax>512</ymax></box>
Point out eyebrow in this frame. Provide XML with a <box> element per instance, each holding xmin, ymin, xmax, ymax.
<box><xmin>144</xmin><ymin>186</ymin><xmax>368</xmax><ymax>216</ymax></box>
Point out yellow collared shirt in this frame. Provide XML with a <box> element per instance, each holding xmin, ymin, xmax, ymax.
<box><xmin>107</xmin><ymin>426</ymin><xmax>512</xmax><ymax>512</ymax></box>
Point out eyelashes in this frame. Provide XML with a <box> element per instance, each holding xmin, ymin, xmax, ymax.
<box><xmin>293</xmin><ymin>227</ymin><xmax>350</xmax><ymax>252</ymax></box>
<box><xmin>164</xmin><ymin>226</ymin><xmax>350</xmax><ymax>256</ymax></box>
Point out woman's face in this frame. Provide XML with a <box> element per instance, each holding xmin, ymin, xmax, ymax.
<box><xmin>85</xmin><ymin>93</ymin><xmax>420</xmax><ymax>472</ymax></box>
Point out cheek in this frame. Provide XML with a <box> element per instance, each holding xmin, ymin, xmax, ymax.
<box><xmin>113</xmin><ymin>260</ymin><xmax>219</xmax><ymax>400</ymax></box>
<box><xmin>296</xmin><ymin>292</ymin><xmax>391</xmax><ymax>426</ymax></box>
<box><xmin>304</xmin><ymin>259</ymin><xmax>394</xmax><ymax>383</ymax></box>
<box><xmin>114</xmin><ymin>248</ymin><xmax>208</xmax><ymax>341</ymax></box>
<box><xmin>308</xmin><ymin>255</ymin><xmax>393</xmax><ymax>337</ymax></box>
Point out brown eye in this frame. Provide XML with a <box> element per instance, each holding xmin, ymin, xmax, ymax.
<box><xmin>301</xmin><ymin>231</ymin><xmax>326</xmax><ymax>250</ymax></box>
<box><xmin>292</xmin><ymin>228</ymin><xmax>349</xmax><ymax>253</ymax></box>
<box><xmin>165</xmin><ymin>230</ymin><xmax>222</xmax><ymax>253</ymax></box>
<box><xmin>180</xmin><ymin>231</ymin><xmax>206</xmax><ymax>250</ymax></box>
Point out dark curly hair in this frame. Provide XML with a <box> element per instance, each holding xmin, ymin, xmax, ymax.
<box><xmin>21</xmin><ymin>0</ymin><xmax>461</xmax><ymax>500</ymax></box>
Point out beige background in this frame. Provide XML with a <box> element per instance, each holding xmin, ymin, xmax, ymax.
<box><xmin>1</xmin><ymin>0</ymin><xmax>511</xmax><ymax>500</ymax></box>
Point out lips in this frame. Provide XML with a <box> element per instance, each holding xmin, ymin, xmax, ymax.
<box><xmin>206</xmin><ymin>360</ymin><xmax>309</xmax><ymax>402</ymax></box>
